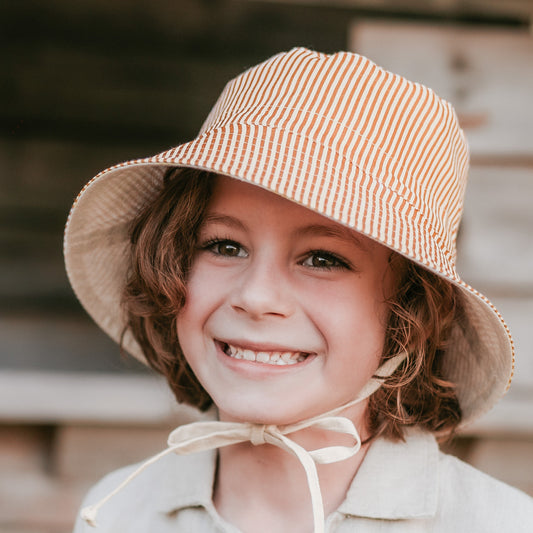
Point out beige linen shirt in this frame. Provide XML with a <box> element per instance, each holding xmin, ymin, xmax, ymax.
<box><xmin>73</xmin><ymin>428</ymin><xmax>533</xmax><ymax>532</ymax></box>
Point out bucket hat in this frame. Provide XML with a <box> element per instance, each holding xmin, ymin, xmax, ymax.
<box><xmin>64</xmin><ymin>47</ymin><xmax>514</xmax><ymax>427</ymax></box>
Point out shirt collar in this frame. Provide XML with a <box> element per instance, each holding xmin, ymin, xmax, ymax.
<box><xmin>155</xmin><ymin>448</ymin><xmax>217</xmax><ymax>513</ymax></box>
<box><xmin>337</xmin><ymin>428</ymin><xmax>439</xmax><ymax>519</ymax></box>
<box><xmin>156</xmin><ymin>427</ymin><xmax>439</xmax><ymax>520</ymax></box>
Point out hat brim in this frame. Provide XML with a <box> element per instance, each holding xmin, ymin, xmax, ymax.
<box><xmin>64</xmin><ymin>127</ymin><xmax>514</xmax><ymax>426</ymax></box>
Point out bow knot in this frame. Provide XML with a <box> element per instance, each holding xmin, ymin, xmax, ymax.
<box><xmin>250</xmin><ymin>424</ymin><xmax>269</xmax><ymax>446</ymax></box>
<box><xmin>80</xmin><ymin>352</ymin><xmax>407</xmax><ymax>533</ymax></box>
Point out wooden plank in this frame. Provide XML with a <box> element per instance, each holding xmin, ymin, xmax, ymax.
<box><xmin>457</xmin><ymin>166</ymin><xmax>533</xmax><ymax>292</ymax></box>
<box><xmin>251</xmin><ymin>0</ymin><xmax>533</xmax><ymax>20</ymax></box>
<box><xmin>462</xmin><ymin>391</ymin><xmax>533</xmax><ymax>436</ymax></box>
<box><xmin>0</xmin><ymin>370</ymin><xmax>208</xmax><ymax>425</ymax></box>
<box><xmin>464</xmin><ymin>437</ymin><xmax>533</xmax><ymax>496</ymax></box>
<box><xmin>0</xmin><ymin>1</ymin><xmax>348</xmax><ymax>141</ymax></box>
<box><xmin>4</xmin><ymin>48</ymin><xmax>233</xmax><ymax>137</ymax></box>
<box><xmin>490</xmin><ymin>298</ymin><xmax>533</xmax><ymax>388</ymax></box>
<box><xmin>55</xmin><ymin>426</ymin><xmax>174</xmax><ymax>481</ymax></box>
<box><xmin>0</xmin><ymin>139</ymin><xmax>163</xmax><ymax>211</ymax></box>
<box><xmin>0</xmin><ymin>314</ymin><xmax>136</xmax><ymax>372</ymax></box>
<box><xmin>351</xmin><ymin>21</ymin><xmax>533</xmax><ymax>156</ymax></box>
<box><xmin>0</xmin><ymin>139</ymin><xmax>164</xmax><ymax>306</ymax></box>
<box><xmin>1</xmin><ymin>368</ymin><xmax>531</xmax><ymax>436</ymax></box>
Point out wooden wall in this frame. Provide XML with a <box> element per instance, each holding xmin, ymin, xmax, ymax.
<box><xmin>1</xmin><ymin>2</ymin><xmax>532</xmax><ymax>531</ymax></box>
<box><xmin>351</xmin><ymin>19</ymin><xmax>533</xmax><ymax>405</ymax></box>
<box><xmin>1</xmin><ymin>0</ymin><xmax>353</xmax><ymax>375</ymax></box>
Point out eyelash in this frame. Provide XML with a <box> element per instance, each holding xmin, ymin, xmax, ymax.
<box><xmin>200</xmin><ymin>238</ymin><xmax>351</xmax><ymax>271</ymax></box>
<box><xmin>301</xmin><ymin>250</ymin><xmax>351</xmax><ymax>271</ymax></box>
<box><xmin>200</xmin><ymin>238</ymin><xmax>247</xmax><ymax>258</ymax></box>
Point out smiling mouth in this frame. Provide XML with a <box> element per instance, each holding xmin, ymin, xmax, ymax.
<box><xmin>220</xmin><ymin>342</ymin><xmax>309</xmax><ymax>366</ymax></box>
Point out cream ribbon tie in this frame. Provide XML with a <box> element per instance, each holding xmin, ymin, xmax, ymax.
<box><xmin>81</xmin><ymin>352</ymin><xmax>406</xmax><ymax>533</ymax></box>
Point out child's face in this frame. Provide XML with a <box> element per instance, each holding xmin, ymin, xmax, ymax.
<box><xmin>177</xmin><ymin>176</ymin><xmax>394</xmax><ymax>425</ymax></box>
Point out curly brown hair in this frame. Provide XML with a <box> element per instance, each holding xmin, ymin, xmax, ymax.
<box><xmin>122</xmin><ymin>167</ymin><xmax>462</xmax><ymax>439</ymax></box>
<box><xmin>368</xmin><ymin>255</ymin><xmax>462</xmax><ymax>441</ymax></box>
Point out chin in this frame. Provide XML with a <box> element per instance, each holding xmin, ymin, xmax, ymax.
<box><xmin>216</xmin><ymin>397</ymin><xmax>320</xmax><ymax>426</ymax></box>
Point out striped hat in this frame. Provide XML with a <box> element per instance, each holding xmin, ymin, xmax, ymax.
<box><xmin>64</xmin><ymin>47</ymin><xmax>514</xmax><ymax>425</ymax></box>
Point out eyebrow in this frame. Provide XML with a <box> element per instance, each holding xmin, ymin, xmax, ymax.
<box><xmin>294</xmin><ymin>223</ymin><xmax>370</xmax><ymax>252</ymax></box>
<box><xmin>202</xmin><ymin>213</ymin><xmax>247</xmax><ymax>231</ymax></box>
<box><xmin>202</xmin><ymin>212</ymin><xmax>369</xmax><ymax>252</ymax></box>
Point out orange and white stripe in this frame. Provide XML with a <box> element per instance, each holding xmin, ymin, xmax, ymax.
<box><xmin>64</xmin><ymin>47</ymin><xmax>513</xmax><ymax>428</ymax></box>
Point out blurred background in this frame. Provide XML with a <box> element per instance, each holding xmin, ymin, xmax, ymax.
<box><xmin>1</xmin><ymin>1</ymin><xmax>532</xmax><ymax>531</ymax></box>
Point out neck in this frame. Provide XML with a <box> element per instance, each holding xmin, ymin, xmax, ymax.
<box><xmin>213</xmin><ymin>403</ymin><xmax>371</xmax><ymax>533</ymax></box>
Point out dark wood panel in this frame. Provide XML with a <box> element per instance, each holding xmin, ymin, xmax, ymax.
<box><xmin>2</xmin><ymin>0</ymin><xmax>531</xmax><ymax>372</ymax></box>
<box><xmin>1</xmin><ymin>0</ymin><xmax>352</xmax><ymax>142</ymax></box>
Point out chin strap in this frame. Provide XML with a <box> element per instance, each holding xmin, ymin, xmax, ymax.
<box><xmin>81</xmin><ymin>352</ymin><xmax>406</xmax><ymax>532</ymax></box>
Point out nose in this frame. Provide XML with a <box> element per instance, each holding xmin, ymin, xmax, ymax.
<box><xmin>229</xmin><ymin>259</ymin><xmax>294</xmax><ymax>319</ymax></box>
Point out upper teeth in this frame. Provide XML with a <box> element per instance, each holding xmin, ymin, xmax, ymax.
<box><xmin>224</xmin><ymin>343</ymin><xmax>307</xmax><ymax>365</ymax></box>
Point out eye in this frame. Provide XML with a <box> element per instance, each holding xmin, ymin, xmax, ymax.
<box><xmin>301</xmin><ymin>251</ymin><xmax>350</xmax><ymax>270</ymax></box>
<box><xmin>204</xmin><ymin>239</ymin><xmax>248</xmax><ymax>258</ymax></box>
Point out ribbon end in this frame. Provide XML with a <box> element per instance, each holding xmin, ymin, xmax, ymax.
<box><xmin>81</xmin><ymin>505</ymin><xmax>99</xmax><ymax>527</ymax></box>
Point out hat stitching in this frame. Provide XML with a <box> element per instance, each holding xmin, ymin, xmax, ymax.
<box><xmin>198</xmin><ymin>103</ymin><xmax>459</xmax><ymax>207</ymax></box>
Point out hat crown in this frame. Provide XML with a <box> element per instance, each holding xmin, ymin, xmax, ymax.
<box><xmin>197</xmin><ymin>47</ymin><xmax>469</xmax><ymax>275</ymax></box>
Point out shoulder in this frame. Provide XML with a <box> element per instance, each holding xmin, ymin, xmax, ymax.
<box><xmin>72</xmin><ymin>449</ymin><xmax>217</xmax><ymax>532</ymax></box>
<box><xmin>72</xmin><ymin>462</ymin><xmax>149</xmax><ymax>533</ymax></box>
<box><xmin>436</xmin><ymin>450</ymin><xmax>533</xmax><ymax>532</ymax></box>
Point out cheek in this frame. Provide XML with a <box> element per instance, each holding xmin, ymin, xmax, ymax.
<box><xmin>311</xmin><ymin>281</ymin><xmax>388</xmax><ymax>353</ymax></box>
<box><xmin>179</xmin><ymin>262</ymin><xmax>217</xmax><ymax>317</ymax></box>
<box><xmin>175</xmin><ymin>269</ymin><xmax>207</xmax><ymax>347</ymax></box>
<box><xmin>176</xmin><ymin>262</ymin><xmax>229</xmax><ymax>348</ymax></box>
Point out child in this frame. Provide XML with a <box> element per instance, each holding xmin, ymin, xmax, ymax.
<box><xmin>65</xmin><ymin>48</ymin><xmax>533</xmax><ymax>532</ymax></box>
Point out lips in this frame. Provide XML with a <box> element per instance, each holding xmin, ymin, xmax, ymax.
<box><xmin>220</xmin><ymin>341</ymin><xmax>309</xmax><ymax>366</ymax></box>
